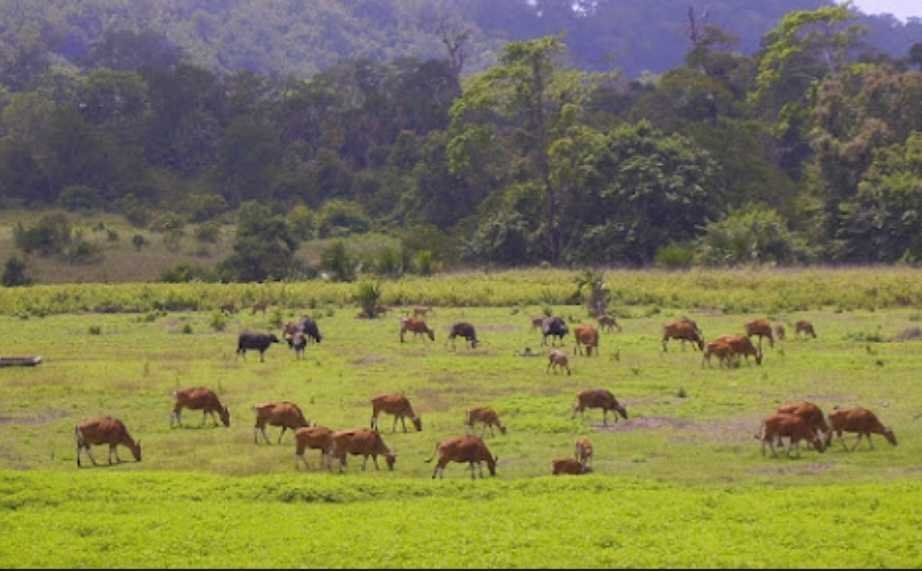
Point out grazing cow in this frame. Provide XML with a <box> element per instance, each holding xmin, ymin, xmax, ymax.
<box><xmin>251</xmin><ymin>301</ymin><xmax>269</xmax><ymax>315</ymax></box>
<box><xmin>448</xmin><ymin>322</ymin><xmax>479</xmax><ymax>349</ymax></box>
<box><xmin>283</xmin><ymin>317</ymin><xmax>323</xmax><ymax>347</ymax></box>
<box><xmin>465</xmin><ymin>407</ymin><xmax>507</xmax><ymax>437</ymax></box>
<box><xmin>775</xmin><ymin>324</ymin><xmax>787</xmax><ymax>341</ymax></box>
<box><xmin>400</xmin><ymin>317</ymin><xmax>435</xmax><ymax>343</ymax></box>
<box><xmin>75</xmin><ymin>417</ymin><xmax>142</xmax><ymax>467</ymax></box>
<box><xmin>370</xmin><ymin>394</ymin><xmax>422</xmax><ymax>433</ymax></box>
<box><xmin>757</xmin><ymin>413</ymin><xmax>825</xmax><ymax>457</ymax></box>
<box><xmin>426</xmin><ymin>435</ymin><xmax>498</xmax><ymax>480</ymax></box>
<box><xmin>237</xmin><ymin>331</ymin><xmax>280</xmax><ymax>362</ymax></box>
<box><xmin>714</xmin><ymin>335</ymin><xmax>763</xmax><ymax>366</ymax></box>
<box><xmin>541</xmin><ymin>317</ymin><xmax>569</xmax><ymax>346</ymax></box>
<box><xmin>745</xmin><ymin>319</ymin><xmax>775</xmax><ymax>349</ymax></box>
<box><xmin>552</xmin><ymin>458</ymin><xmax>592</xmax><ymax>475</ymax></box>
<box><xmin>796</xmin><ymin>320</ymin><xmax>817</xmax><ymax>339</ymax></box>
<box><xmin>776</xmin><ymin>401</ymin><xmax>829</xmax><ymax>443</ymax></box>
<box><xmin>290</xmin><ymin>333</ymin><xmax>307</xmax><ymax>360</ymax></box>
<box><xmin>572</xmin><ymin>389</ymin><xmax>628</xmax><ymax>426</ymax></box>
<box><xmin>547</xmin><ymin>350</ymin><xmax>572</xmax><ymax>376</ymax></box>
<box><xmin>702</xmin><ymin>339</ymin><xmax>734</xmax><ymax>368</ymax></box>
<box><xmin>662</xmin><ymin>320</ymin><xmax>705</xmax><ymax>352</ymax></box>
<box><xmin>253</xmin><ymin>401</ymin><xmax>310</xmax><ymax>444</ymax></box>
<box><xmin>170</xmin><ymin>387</ymin><xmax>230</xmax><ymax>428</ymax></box>
<box><xmin>294</xmin><ymin>426</ymin><xmax>334</xmax><ymax>470</ymax></box>
<box><xmin>220</xmin><ymin>302</ymin><xmax>237</xmax><ymax>316</ymax></box>
<box><xmin>574</xmin><ymin>436</ymin><xmax>593</xmax><ymax>467</ymax></box>
<box><xmin>827</xmin><ymin>407</ymin><xmax>897</xmax><ymax>451</ymax></box>
<box><xmin>597</xmin><ymin>314</ymin><xmax>622</xmax><ymax>333</ymax></box>
<box><xmin>574</xmin><ymin>325</ymin><xmax>600</xmax><ymax>357</ymax></box>
<box><xmin>329</xmin><ymin>428</ymin><xmax>396</xmax><ymax>472</ymax></box>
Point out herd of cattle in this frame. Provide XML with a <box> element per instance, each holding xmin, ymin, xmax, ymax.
<box><xmin>72</xmin><ymin>309</ymin><xmax>898</xmax><ymax>478</ymax></box>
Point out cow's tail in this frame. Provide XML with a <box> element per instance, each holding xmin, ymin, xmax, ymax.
<box><xmin>424</xmin><ymin>442</ymin><xmax>439</xmax><ymax>463</ymax></box>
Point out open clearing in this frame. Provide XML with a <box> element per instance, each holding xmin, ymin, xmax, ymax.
<box><xmin>1</xmin><ymin>289</ymin><xmax>922</xmax><ymax>567</ymax></box>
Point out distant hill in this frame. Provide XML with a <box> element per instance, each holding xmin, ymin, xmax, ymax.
<box><xmin>2</xmin><ymin>0</ymin><xmax>919</xmax><ymax>78</ymax></box>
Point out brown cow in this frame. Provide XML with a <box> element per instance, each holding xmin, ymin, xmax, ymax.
<box><xmin>547</xmin><ymin>350</ymin><xmax>571</xmax><ymax>375</ymax></box>
<box><xmin>294</xmin><ymin>425</ymin><xmax>334</xmax><ymax>470</ymax></box>
<box><xmin>370</xmin><ymin>394</ymin><xmax>422</xmax><ymax>433</ymax></box>
<box><xmin>574</xmin><ymin>436</ymin><xmax>593</xmax><ymax>467</ymax></box>
<box><xmin>756</xmin><ymin>413</ymin><xmax>825</xmax><ymax>457</ymax></box>
<box><xmin>253</xmin><ymin>401</ymin><xmax>310</xmax><ymax>444</ymax></box>
<box><xmin>251</xmin><ymin>301</ymin><xmax>269</xmax><ymax>315</ymax></box>
<box><xmin>796</xmin><ymin>320</ymin><xmax>817</xmax><ymax>339</ymax></box>
<box><xmin>329</xmin><ymin>428</ymin><xmax>396</xmax><ymax>472</ymax></box>
<box><xmin>170</xmin><ymin>387</ymin><xmax>230</xmax><ymax>428</ymax></box>
<box><xmin>552</xmin><ymin>457</ymin><xmax>592</xmax><ymax>475</ymax></box>
<box><xmin>399</xmin><ymin>317</ymin><xmax>435</xmax><ymax>343</ymax></box>
<box><xmin>572</xmin><ymin>389</ymin><xmax>628</xmax><ymax>426</ymax></box>
<box><xmin>465</xmin><ymin>407</ymin><xmax>507</xmax><ymax>437</ymax></box>
<box><xmin>776</xmin><ymin>401</ymin><xmax>829</xmax><ymax>440</ymax></box>
<box><xmin>827</xmin><ymin>407</ymin><xmax>897</xmax><ymax>451</ymax></box>
<box><xmin>702</xmin><ymin>339</ymin><xmax>734</xmax><ymax>368</ymax></box>
<box><xmin>75</xmin><ymin>417</ymin><xmax>142</xmax><ymax>467</ymax></box>
<box><xmin>714</xmin><ymin>335</ymin><xmax>763</xmax><ymax>366</ymax></box>
<box><xmin>574</xmin><ymin>324</ymin><xmax>600</xmax><ymax>357</ymax></box>
<box><xmin>775</xmin><ymin>324</ymin><xmax>787</xmax><ymax>341</ymax></box>
<box><xmin>745</xmin><ymin>319</ymin><xmax>775</xmax><ymax>349</ymax></box>
<box><xmin>426</xmin><ymin>435</ymin><xmax>498</xmax><ymax>480</ymax></box>
<box><xmin>662</xmin><ymin>320</ymin><xmax>704</xmax><ymax>352</ymax></box>
<box><xmin>597</xmin><ymin>315</ymin><xmax>622</xmax><ymax>333</ymax></box>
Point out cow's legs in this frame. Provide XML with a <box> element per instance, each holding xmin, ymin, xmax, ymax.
<box><xmin>401</xmin><ymin>417</ymin><xmax>408</xmax><ymax>433</ymax></box>
<box><xmin>277</xmin><ymin>426</ymin><xmax>287</xmax><ymax>444</ymax></box>
<box><xmin>259</xmin><ymin>350</ymin><xmax>265</xmax><ymax>363</ymax></box>
<box><xmin>362</xmin><ymin>456</ymin><xmax>368</xmax><ymax>471</ymax></box>
<box><xmin>469</xmin><ymin>461</ymin><xmax>476</xmax><ymax>480</ymax></box>
<box><xmin>200</xmin><ymin>410</ymin><xmax>208</xmax><ymax>427</ymax></box>
<box><xmin>392</xmin><ymin>416</ymin><xmax>398</xmax><ymax>433</ymax></box>
<box><xmin>602</xmin><ymin>409</ymin><xmax>608</xmax><ymax>426</ymax></box>
<box><xmin>372</xmin><ymin>455</ymin><xmax>380</xmax><ymax>471</ymax></box>
<box><xmin>210</xmin><ymin>410</ymin><xmax>219</xmax><ymax>427</ymax></box>
<box><xmin>170</xmin><ymin>406</ymin><xmax>182</xmax><ymax>428</ymax></box>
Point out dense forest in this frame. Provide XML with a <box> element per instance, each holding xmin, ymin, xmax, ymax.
<box><xmin>0</xmin><ymin>2</ymin><xmax>921</xmax><ymax>282</ymax></box>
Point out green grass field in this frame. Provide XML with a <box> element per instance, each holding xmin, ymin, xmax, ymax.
<box><xmin>1</xmin><ymin>293</ymin><xmax>921</xmax><ymax>567</ymax></box>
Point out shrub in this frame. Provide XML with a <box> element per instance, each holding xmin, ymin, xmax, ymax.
<box><xmin>117</xmin><ymin>194</ymin><xmax>150</xmax><ymax>228</ymax></box>
<box><xmin>269</xmin><ymin>308</ymin><xmax>284</xmax><ymax>329</ymax></box>
<box><xmin>320</xmin><ymin>241</ymin><xmax>357</xmax><ymax>282</ymax></box>
<box><xmin>288</xmin><ymin>205</ymin><xmax>316</xmax><ymax>241</ymax></box>
<box><xmin>2</xmin><ymin>257</ymin><xmax>32</xmax><ymax>287</ymax></box>
<box><xmin>160</xmin><ymin>263</ymin><xmax>215</xmax><ymax>283</ymax></box>
<box><xmin>88</xmin><ymin>325</ymin><xmax>102</xmax><ymax>335</ymax></box>
<box><xmin>655</xmin><ymin>243</ymin><xmax>695</xmax><ymax>270</ymax></box>
<box><xmin>14</xmin><ymin>214</ymin><xmax>72</xmax><ymax>255</ymax></box>
<box><xmin>356</xmin><ymin>280</ymin><xmax>383</xmax><ymax>318</ymax></box>
<box><xmin>106</xmin><ymin>229</ymin><xmax>120</xmax><ymax>242</ymax></box>
<box><xmin>163</xmin><ymin>229</ymin><xmax>184</xmax><ymax>252</ymax></box>
<box><xmin>374</xmin><ymin>247</ymin><xmax>404</xmax><ymax>277</ymax></box>
<box><xmin>132</xmin><ymin>234</ymin><xmax>147</xmax><ymax>251</ymax></box>
<box><xmin>317</xmin><ymin>200</ymin><xmax>370</xmax><ymax>238</ymax></box>
<box><xmin>184</xmin><ymin>193</ymin><xmax>228</xmax><ymax>222</ymax></box>
<box><xmin>209</xmin><ymin>312</ymin><xmax>227</xmax><ymax>332</ymax></box>
<box><xmin>413</xmin><ymin>250</ymin><xmax>435</xmax><ymax>276</ymax></box>
<box><xmin>696</xmin><ymin>206</ymin><xmax>814</xmax><ymax>266</ymax></box>
<box><xmin>62</xmin><ymin>240</ymin><xmax>103</xmax><ymax>264</ymax></box>
<box><xmin>150</xmin><ymin>213</ymin><xmax>186</xmax><ymax>234</ymax></box>
<box><xmin>181</xmin><ymin>324</ymin><xmax>193</xmax><ymax>335</ymax></box>
<box><xmin>194</xmin><ymin>222</ymin><xmax>221</xmax><ymax>244</ymax></box>
<box><xmin>58</xmin><ymin>185</ymin><xmax>102</xmax><ymax>212</ymax></box>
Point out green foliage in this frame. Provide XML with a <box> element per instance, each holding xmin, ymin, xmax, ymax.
<box><xmin>355</xmin><ymin>280</ymin><xmax>383</xmax><ymax>318</ymax></box>
<box><xmin>287</xmin><ymin>205</ymin><xmax>316</xmax><ymax>241</ymax></box>
<box><xmin>160</xmin><ymin>263</ymin><xmax>215</xmax><ymax>283</ymax></box>
<box><xmin>14</xmin><ymin>214</ymin><xmax>72</xmax><ymax>255</ymax></box>
<box><xmin>131</xmin><ymin>234</ymin><xmax>147</xmax><ymax>251</ymax></box>
<box><xmin>2</xmin><ymin>257</ymin><xmax>31</xmax><ymax>287</ymax></box>
<box><xmin>320</xmin><ymin>241</ymin><xmax>357</xmax><ymax>283</ymax></box>
<box><xmin>412</xmin><ymin>250</ymin><xmax>435</xmax><ymax>276</ymax></box>
<box><xmin>62</xmin><ymin>239</ymin><xmax>103</xmax><ymax>265</ymax></box>
<box><xmin>87</xmin><ymin>325</ymin><xmax>101</xmax><ymax>335</ymax></box>
<box><xmin>655</xmin><ymin>244</ymin><xmax>695</xmax><ymax>270</ymax></box>
<box><xmin>194</xmin><ymin>222</ymin><xmax>221</xmax><ymax>244</ymax></box>
<box><xmin>218</xmin><ymin>202</ymin><xmax>299</xmax><ymax>282</ymax></box>
<box><xmin>317</xmin><ymin>200</ymin><xmax>371</xmax><ymax>238</ymax></box>
<box><xmin>58</xmin><ymin>185</ymin><xmax>102</xmax><ymax>212</ymax></box>
<box><xmin>696</xmin><ymin>206</ymin><xmax>813</xmax><ymax>266</ymax></box>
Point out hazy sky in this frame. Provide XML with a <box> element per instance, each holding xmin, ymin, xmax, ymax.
<box><xmin>845</xmin><ymin>0</ymin><xmax>922</xmax><ymax>20</ymax></box>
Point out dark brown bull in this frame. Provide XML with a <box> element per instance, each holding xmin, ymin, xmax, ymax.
<box><xmin>448</xmin><ymin>322</ymin><xmax>479</xmax><ymax>349</ymax></box>
<box><xmin>170</xmin><ymin>387</ymin><xmax>230</xmax><ymax>428</ymax></box>
<box><xmin>572</xmin><ymin>389</ymin><xmax>628</xmax><ymax>426</ymax></box>
<box><xmin>426</xmin><ymin>435</ymin><xmax>497</xmax><ymax>480</ymax></box>
<box><xmin>75</xmin><ymin>417</ymin><xmax>142</xmax><ymax>467</ymax></box>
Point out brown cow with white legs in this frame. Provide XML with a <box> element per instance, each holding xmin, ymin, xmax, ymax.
<box><xmin>574</xmin><ymin>325</ymin><xmax>600</xmax><ymax>356</ymax></box>
<box><xmin>329</xmin><ymin>428</ymin><xmax>396</xmax><ymax>472</ymax></box>
<box><xmin>553</xmin><ymin>457</ymin><xmax>592</xmax><ymax>475</ymax></box>
<box><xmin>426</xmin><ymin>435</ymin><xmax>497</xmax><ymax>480</ymax></box>
<box><xmin>170</xmin><ymin>387</ymin><xmax>230</xmax><ymax>428</ymax></box>
<box><xmin>547</xmin><ymin>350</ymin><xmax>571</xmax><ymax>375</ymax></box>
<box><xmin>294</xmin><ymin>426</ymin><xmax>334</xmax><ymax>470</ymax></box>
<box><xmin>827</xmin><ymin>407</ymin><xmax>897</xmax><ymax>451</ymax></box>
<box><xmin>574</xmin><ymin>436</ymin><xmax>593</xmax><ymax>467</ymax></box>
<box><xmin>745</xmin><ymin>319</ymin><xmax>775</xmax><ymax>349</ymax></box>
<box><xmin>465</xmin><ymin>407</ymin><xmax>507</xmax><ymax>436</ymax></box>
<box><xmin>399</xmin><ymin>318</ymin><xmax>435</xmax><ymax>343</ymax></box>
<box><xmin>662</xmin><ymin>320</ymin><xmax>704</xmax><ymax>352</ymax></box>
<box><xmin>796</xmin><ymin>320</ymin><xmax>817</xmax><ymax>339</ymax></box>
<box><xmin>75</xmin><ymin>417</ymin><xmax>142</xmax><ymax>467</ymax></box>
<box><xmin>370</xmin><ymin>394</ymin><xmax>422</xmax><ymax>433</ymax></box>
<box><xmin>756</xmin><ymin>413</ymin><xmax>825</xmax><ymax>457</ymax></box>
<box><xmin>253</xmin><ymin>401</ymin><xmax>310</xmax><ymax>444</ymax></box>
<box><xmin>572</xmin><ymin>389</ymin><xmax>628</xmax><ymax>426</ymax></box>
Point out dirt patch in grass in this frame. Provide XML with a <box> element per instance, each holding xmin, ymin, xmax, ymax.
<box><xmin>752</xmin><ymin>462</ymin><xmax>835</xmax><ymax>477</ymax></box>
<box><xmin>0</xmin><ymin>409</ymin><xmax>67</xmax><ymax>426</ymax></box>
<box><xmin>594</xmin><ymin>414</ymin><xmax>761</xmax><ymax>444</ymax></box>
<box><xmin>478</xmin><ymin>324</ymin><xmax>519</xmax><ymax>333</ymax></box>
<box><xmin>351</xmin><ymin>354</ymin><xmax>388</xmax><ymax>367</ymax></box>
<box><xmin>894</xmin><ymin>327</ymin><xmax>922</xmax><ymax>341</ymax></box>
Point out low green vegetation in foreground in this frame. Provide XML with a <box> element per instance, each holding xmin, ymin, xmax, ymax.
<box><xmin>1</xmin><ymin>297</ymin><xmax>922</xmax><ymax>567</ymax></box>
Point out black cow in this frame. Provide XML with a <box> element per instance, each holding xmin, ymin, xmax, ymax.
<box><xmin>237</xmin><ymin>332</ymin><xmax>280</xmax><ymax>362</ymax></box>
<box><xmin>541</xmin><ymin>317</ymin><xmax>569</xmax><ymax>346</ymax></box>
<box><xmin>448</xmin><ymin>322</ymin><xmax>479</xmax><ymax>349</ymax></box>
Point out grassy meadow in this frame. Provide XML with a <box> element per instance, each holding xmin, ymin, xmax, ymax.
<box><xmin>1</xmin><ymin>281</ymin><xmax>922</xmax><ymax>567</ymax></box>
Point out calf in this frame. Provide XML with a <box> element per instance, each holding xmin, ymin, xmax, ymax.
<box><xmin>574</xmin><ymin>324</ymin><xmax>600</xmax><ymax>357</ymax></box>
<box><xmin>448</xmin><ymin>322</ymin><xmax>479</xmax><ymax>349</ymax></box>
<box><xmin>574</xmin><ymin>436</ymin><xmax>593</xmax><ymax>467</ymax></box>
<box><xmin>237</xmin><ymin>331</ymin><xmax>280</xmax><ymax>362</ymax></box>
<box><xmin>795</xmin><ymin>320</ymin><xmax>817</xmax><ymax>339</ymax></box>
<box><xmin>552</xmin><ymin>457</ymin><xmax>592</xmax><ymax>475</ymax></box>
<box><xmin>757</xmin><ymin>413</ymin><xmax>825</xmax><ymax>457</ymax></box>
<box><xmin>253</xmin><ymin>401</ymin><xmax>310</xmax><ymax>444</ymax></box>
<box><xmin>597</xmin><ymin>314</ymin><xmax>622</xmax><ymax>333</ymax></box>
<box><xmin>745</xmin><ymin>319</ymin><xmax>775</xmax><ymax>349</ymax></box>
<box><xmin>329</xmin><ymin>428</ymin><xmax>396</xmax><ymax>472</ymax></box>
<box><xmin>541</xmin><ymin>317</ymin><xmax>569</xmax><ymax>346</ymax></box>
<box><xmin>714</xmin><ymin>335</ymin><xmax>762</xmax><ymax>366</ymax></box>
<box><xmin>426</xmin><ymin>435</ymin><xmax>497</xmax><ymax>480</ymax></box>
<box><xmin>572</xmin><ymin>389</ymin><xmax>628</xmax><ymax>426</ymax></box>
<box><xmin>547</xmin><ymin>350</ymin><xmax>571</xmax><ymax>376</ymax></box>
<box><xmin>702</xmin><ymin>339</ymin><xmax>734</xmax><ymax>368</ymax></box>
<box><xmin>531</xmin><ymin>316</ymin><xmax>546</xmax><ymax>330</ymax></box>
<box><xmin>776</xmin><ymin>401</ymin><xmax>829</xmax><ymax>442</ymax></box>
<box><xmin>775</xmin><ymin>324</ymin><xmax>786</xmax><ymax>341</ymax></box>
<box><xmin>370</xmin><ymin>394</ymin><xmax>422</xmax><ymax>433</ymax></box>
<box><xmin>170</xmin><ymin>387</ymin><xmax>230</xmax><ymax>428</ymax></box>
<box><xmin>827</xmin><ymin>407</ymin><xmax>897</xmax><ymax>451</ymax></box>
<box><xmin>465</xmin><ymin>407</ymin><xmax>507</xmax><ymax>437</ymax></box>
<box><xmin>294</xmin><ymin>426</ymin><xmax>334</xmax><ymax>470</ymax></box>
<box><xmin>75</xmin><ymin>417</ymin><xmax>142</xmax><ymax>467</ymax></box>
<box><xmin>400</xmin><ymin>317</ymin><xmax>435</xmax><ymax>343</ymax></box>
<box><xmin>662</xmin><ymin>320</ymin><xmax>704</xmax><ymax>352</ymax></box>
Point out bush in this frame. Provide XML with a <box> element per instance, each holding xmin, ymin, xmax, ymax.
<box><xmin>209</xmin><ymin>312</ymin><xmax>227</xmax><ymax>332</ymax></box>
<box><xmin>655</xmin><ymin>243</ymin><xmax>695</xmax><ymax>270</ymax></box>
<box><xmin>412</xmin><ymin>250</ymin><xmax>435</xmax><ymax>276</ymax></box>
<box><xmin>317</xmin><ymin>200</ymin><xmax>371</xmax><ymax>238</ymax></box>
<box><xmin>374</xmin><ymin>247</ymin><xmax>404</xmax><ymax>277</ymax></box>
<box><xmin>117</xmin><ymin>194</ymin><xmax>150</xmax><ymax>228</ymax></box>
<box><xmin>14</xmin><ymin>214</ymin><xmax>72</xmax><ymax>255</ymax></box>
<box><xmin>696</xmin><ymin>206</ymin><xmax>814</xmax><ymax>266</ymax></box>
<box><xmin>288</xmin><ymin>205</ymin><xmax>316</xmax><ymax>241</ymax></box>
<box><xmin>194</xmin><ymin>222</ymin><xmax>221</xmax><ymax>244</ymax></box>
<box><xmin>181</xmin><ymin>324</ymin><xmax>193</xmax><ymax>334</ymax></box>
<box><xmin>150</xmin><ymin>213</ymin><xmax>186</xmax><ymax>234</ymax></box>
<box><xmin>132</xmin><ymin>234</ymin><xmax>147</xmax><ymax>251</ymax></box>
<box><xmin>163</xmin><ymin>229</ymin><xmax>184</xmax><ymax>252</ymax></box>
<box><xmin>160</xmin><ymin>263</ymin><xmax>216</xmax><ymax>283</ymax></box>
<box><xmin>184</xmin><ymin>193</ymin><xmax>228</xmax><ymax>222</ymax></box>
<box><xmin>58</xmin><ymin>185</ymin><xmax>102</xmax><ymax>212</ymax></box>
<box><xmin>355</xmin><ymin>280</ymin><xmax>384</xmax><ymax>318</ymax></box>
<box><xmin>106</xmin><ymin>229</ymin><xmax>120</xmax><ymax>242</ymax></box>
<box><xmin>320</xmin><ymin>241</ymin><xmax>357</xmax><ymax>282</ymax></box>
<box><xmin>2</xmin><ymin>257</ymin><xmax>32</xmax><ymax>287</ymax></box>
<box><xmin>62</xmin><ymin>240</ymin><xmax>102</xmax><ymax>264</ymax></box>
<box><xmin>88</xmin><ymin>325</ymin><xmax>102</xmax><ymax>335</ymax></box>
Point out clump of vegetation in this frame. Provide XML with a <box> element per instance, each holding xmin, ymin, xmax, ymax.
<box><xmin>62</xmin><ymin>239</ymin><xmax>102</xmax><ymax>265</ymax></box>
<box><xmin>269</xmin><ymin>308</ymin><xmax>284</xmax><ymax>329</ymax></box>
<box><xmin>2</xmin><ymin>257</ymin><xmax>32</xmax><ymax>287</ymax></box>
<box><xmin>14</xmin><ymin>214</ymin><xmax>72</xmax><ymax>256</ymax></box>
<box><xmin>88</xmin><ymin>325</ymin><xmax>102</xmax><ymax>335</ymax></box>
<box><xmin>209</xmin><ymin>312</ymin><xmax>227</xmax><ymax>332</ymax></box>
<box><xmin>355</xmin><ymin>281</ymin><xmax>383</xmax><ymax>318</ymax></box>
<box><xmin>194</xmin><ymin>222</ymin><xmax>221</xmax><ymax>244</ymax></box>
<box><xmin>574</xmin><ymin>270</ymin><xmax>610</xmax><ymax>317</ymax></box>
<box><xmin>160</xmin><ymin>263</ymin><xmax>215</xmax><ymax>283</ymax></box>
<box><xmin>320</xmin><ymin>241</ymin><xmax>357</xmax><ymax>282</ymax></box>
<box><xmin>655</xmin><ymin>244</ymin><xmax>694</xmax><ymax>270</ymax></box>
<box><xmin>181</xmin><ymin>324</ymin><xmax>193</xmax><ymax>335</ymax></box>
<box><xmin>132</xmin><ymin>234</ymin><xmax>148</xmax><ymax>251</ymax></box>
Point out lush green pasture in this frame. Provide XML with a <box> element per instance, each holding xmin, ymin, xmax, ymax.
<box><xmin>1</xmin><ymin>301</ymin><xmax>921</xmax><ymax>567</ymax></box>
